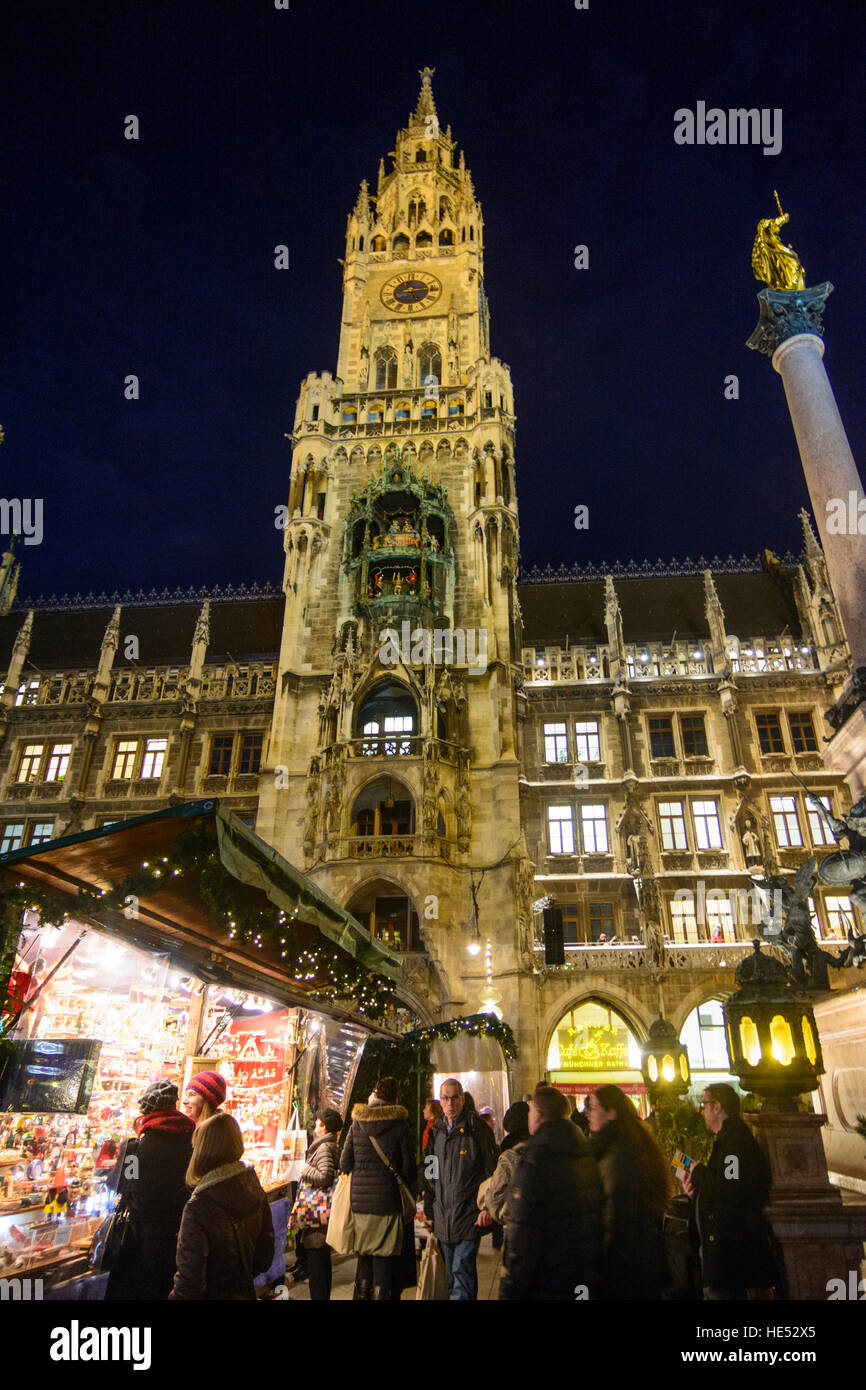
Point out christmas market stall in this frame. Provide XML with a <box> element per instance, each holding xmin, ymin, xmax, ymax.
<box><xmin>0</xmin><ymin>799</ymin><xmax>400</xmax><ymax>1290</ymax></box>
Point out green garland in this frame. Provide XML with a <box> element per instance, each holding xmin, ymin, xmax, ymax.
<box><xmin>0</xmin><ymin>823</ymin><xmax>396</xmax><ymax>1025</ymax></box>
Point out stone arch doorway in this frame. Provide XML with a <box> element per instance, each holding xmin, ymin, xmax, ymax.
<box><xmin>546</xmin><ymin>995</ymin><xmax>649</xmax><ymax>1117</ymax></box>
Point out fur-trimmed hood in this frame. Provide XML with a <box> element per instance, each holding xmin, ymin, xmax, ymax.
<box><xmin>351</xmin><ymin>1103</ymin><xmax>408</xmax><ymax>1124</ymax></box>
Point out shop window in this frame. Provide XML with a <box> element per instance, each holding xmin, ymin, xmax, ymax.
<box><xmin>239</xmin><ymin>732</ymin><xmax>263</xmax><ymax>775</ymax></box>
<box><xmin>17</xmin><ymin>742</ymin><xmax>45</xmax><ymax>782</ymax></box>
<box><xmin>679</xmin><ymin>1000</ymin><xmax>729</xmax><ymax>1070</ymax></box>
<box><xmin>756</xmin><ymin>712</ymin><xmax>785</xmax><ymax>754</ymax></box>
<box><xmin>789</xmin><ymin>710</ymin><xmax>818</xmax><ymax>753</ymax></box>
<box><xmin>692</xmin><ymin>799</ymin><xmax>722</xmax><ymax>850</ymax></box>
<box><xmin>112</xmin><ymin>740</ymin><xmax>138</xmax><ymax>780</ymax></box>
<box><xmin>546</xmin><ymin>1000</ymin><xmax>643</xmax><ymax>1078</ymax></box>
<box><xmin>648</xmin><ymin>716</ymin><xmax>675</xmax><ymax>759</ymax></box>
<box><xmin>574</xmin><ymin>720</ymin><xmax>600</xmax><ymax>763</ymax></box>
<box><xmin>580</xmin><ymin>804</ymin><xmax>609</xmax><ymax>854</ymax></box>
<box><xmin>548</xmin><ymin>805</ymin><xmax>575</xmax><ymax>855</ymax></box>
<box><xmin>543</xmin><ymin>722</ymin><xmax>568</xmax><ymax>763</ymax></box>
<box><xmin>680</xmin><ymin>714</ymin><xmax>708</xmax><ymax>757</ymax></box>
<box><xmin>659</xmin><ymin>800</ymin><xmax>687</xmax><ymax>850</ymax></box>
<box><xmin>589</xmin><ymin>902</ymin><xmax>615</xmax><ymax>941</ymax></box>
<box><xmin>807</xmin><ymin>794</ymin><xmax>834</xmax><ymax>846</ymax></box>
<box><xmin>45</xmin><ymin>742</ymin><xmax>72</xmax><ymax>782</ymax></box>
<box><xmin>140</xmin><ymin>738</ymin><xmax>167</xmax><ymax>780</ymax></box>
<box><xmin>210</xmin><ymin>734</ymin><xmax>234</xmax><ymax>776</ymax></box>
<box><xmin>770</xmin><ymin>795</ymin><xmax>802</xmax><ymax>847</ymax></box>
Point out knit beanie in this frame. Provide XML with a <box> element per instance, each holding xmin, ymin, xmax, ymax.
<box><xmin>138</xmin><ymin>1079</ymin><xmax>179</xmax><ymax>1115</ymax></box>
<box><xmin>187</xmin><ymin>1071</ymin><xmax>227</xmax><ymax>1109</ymax></box>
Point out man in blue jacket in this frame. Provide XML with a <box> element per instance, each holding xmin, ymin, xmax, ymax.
<box><xmin>423</xmin><ymin>1077</ymin><xmax>496</xmax><ymax>1299</ymax></box>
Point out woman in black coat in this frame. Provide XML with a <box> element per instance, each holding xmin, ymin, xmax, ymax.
<box><xmin>170</xmin><ymin>1111</ymin><xmax>274</xmax><ymax>1300</ymax></box>
<box><xmin>104</xmin><ymin>1079</ymin><xmax>195</xmax><ymax>1301</ymax></box>
<box><xmin>588</xmin><ymin>1084</ymin><xmax>673</xmax><ymax>1300</ymax></box>
<box><xmin>340</xmin><ymin>1075</ymin><xmax>417</xmax><ymax>1301</ymax></box>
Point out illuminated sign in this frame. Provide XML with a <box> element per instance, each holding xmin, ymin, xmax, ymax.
<box><xmin>557</xmin><ymin>1023</ymin><xmax>629</xmax><ymax>1071</ymax></box>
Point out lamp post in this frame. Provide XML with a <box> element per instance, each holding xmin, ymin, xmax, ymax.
<box><xmin>723</xmin><ymin>940</ymin><xmax>823</xmax><ymax>1112</ymax></box>
<box><xmin>640</xmin><ymin>1014</ymin><xmax>690</xmax><ymax>1103</ymax></box>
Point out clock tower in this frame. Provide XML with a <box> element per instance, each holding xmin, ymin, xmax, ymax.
<box><xmin>257</xmin><ymin>70</ymin><xmax>533</xmax><ymax>1050</ymax></box>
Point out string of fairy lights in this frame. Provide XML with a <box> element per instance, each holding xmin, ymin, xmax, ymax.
<box><xmin>0</xmin><ymin>824</ymin><xmax>396</xmax><ymax>1023</ymax></box>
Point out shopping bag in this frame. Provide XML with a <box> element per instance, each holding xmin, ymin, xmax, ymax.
<box><xmin>325</xmin><ymin>1172</ymin><xmax>355</xmax><ymax>1253</ymax></box>
<box><xmin>416</xmin><ymin>1233</ymin><xmax>449</xmax><ymax>1300</ymax></box>
<box><xmin>289</xmin><ymin>1177</ymin><xmax>336</xmax><ymax>1231</ymax></box>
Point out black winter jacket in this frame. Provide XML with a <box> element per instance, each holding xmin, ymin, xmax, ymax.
<box><xmin>690</xmin><ymin>1116</ymin><xmax>776</xmax><ymax>1292</ymax></box>
<box><xmin>340</xmin><ymin>1103</ymin><xmax>417</xmax><ymax>1216</ymax></box>
<box><xmin>423</xmin><ymin>1107</ymin><xmax>497</xmax><ymax>1243</ymax></box>
<box><xmin>104</xmin><ymin>1118</ymin><xmax>193</xmax><ymax>1301</ymax></box>
<box><xmin>590</xmin><ymin>1119</ymin><xmax>668</xmax><ymax>1300</ymax></box>
<box><xmin>170</xmin><ymin>1162</ymin><xmax>275</xmax><ymax>1300</ymax></box>
<box><xmin>301</xmin><ymin>1134</ymin><xmax>339</xmax><ymax>1189</ymax></box>
<box><xmin>499</xmin><ymin>1118</ymin><xmax>603</xmax><ymax>1301</ymax></box>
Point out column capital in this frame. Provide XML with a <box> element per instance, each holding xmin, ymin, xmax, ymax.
<box><xmin>746</xmin><ymin>281</ymin><xmax>833</xmax><ymax>358</ymax></box>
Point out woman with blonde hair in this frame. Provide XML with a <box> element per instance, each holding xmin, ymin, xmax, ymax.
<box><xmin>170</xmin><ymin>1112</ymin><xmax>274</xmax><ymax>1300</ymax></box>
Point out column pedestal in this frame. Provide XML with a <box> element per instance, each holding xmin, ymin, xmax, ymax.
<box><xmin>747</xmin><ymin>1111</ymin><xmax>866</xmax><ymax>1300</ymax></box>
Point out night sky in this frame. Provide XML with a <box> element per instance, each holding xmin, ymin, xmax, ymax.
<box><xmin>3</xmin><ymin>1</ymin><xmax>865</xmax><ymax>602</ymax></box>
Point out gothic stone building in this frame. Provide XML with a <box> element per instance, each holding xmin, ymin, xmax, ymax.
<box><xmin>0</xmin><ymin>75</ymin><xmax>857</xmax><ymax>1097</ymax></box>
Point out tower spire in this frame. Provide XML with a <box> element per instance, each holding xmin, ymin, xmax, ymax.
<box><xmin>412</xmin><ymin>66</ymin><xmax>438</xmax><ymax>128</ymax></box>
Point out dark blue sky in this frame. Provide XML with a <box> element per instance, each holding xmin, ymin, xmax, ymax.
<box><xmin>2</xmin><ymin>1</ymin><xmax>865</xmax><ymax>601</ymax></box>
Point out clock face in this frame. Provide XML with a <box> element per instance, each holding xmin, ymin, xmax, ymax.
<box><xmin>380</xmin><ymin>271</ymin><xmax>442</xmax><ymax>313</ymax></box>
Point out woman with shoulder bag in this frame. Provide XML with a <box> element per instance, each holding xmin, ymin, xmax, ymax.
<box><xmin>170</xmin><ymin>1112</ymin><xmax>274</xmax><ymax>1300</ymax></box>
<box><xmin>340</xmin><ymin>1076</ymin><xmax>417</xmax><ymax>1301</ymax></box>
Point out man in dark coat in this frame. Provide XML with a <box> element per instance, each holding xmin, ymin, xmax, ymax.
<box><xmin>422</xmin><ymin>1077</ymin><xmax>496</xmax><ymax>1300</ymax></box>
<box><xmin>499</xmin><ymin>1085</ymin><xmax>603</xmax><ymax>1301</ymax></box>
<box><xmin>683</xmin><ymin>1083</ymin><xmax>776</xmax><ymax>1299</ymax></box>
<box><xmin>105</xmin><ymin>1079</ymin><xmax>194</xmax><ymax>1301</ymax></box>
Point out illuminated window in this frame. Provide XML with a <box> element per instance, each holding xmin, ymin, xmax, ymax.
<box><xmin>824</xmin><ymin>896</ymin><xmax>855</xmax><ymax>941</ymax></box>
<box><xmin>15</xmin><ymin>679</ymin><xmax>40</xmax><ymax>707</ymax></box>
<box><xmin>543</xmin><ymin>722</ymin><xmax>568</xmax><ymax>763</ymax></box>
<box><xmin>589</xmin><ymin>902</ymin><xmax>614</xmax><ymax>941</ymax></box>
<box><xmin>140</xmin><ymin>738</ymin><xmax>167</xmax><ymax>780</ymax></box>
<box><xmin>1</xmin><ymin>823</ymin><xmax>25</xmax><ymax>853</ymax></box>
<box><xmin>548</xmin><ymin>805</ymin><xmax>575</xmax><ymax>855</ymax></box>
<box><xmin>705</xmin><ymin>897</ymin><xmax>736</xmax><ymax>943</ymax></box>
<box><xmin>788</xmin><ymin>710</ymin><xmax>818</xmax><ymax>753</ymax></box>
<box><xmin>670</xmin><ymin>897</ymin><xmax>700</xmax><ymax>943</ymax></box>
<box><xmin>756</xmin><ymin>712</ymin><xmax>785</xmax><ymax>754</ymax></box>
<box><xmin>693</xmin><ymin>799</ymin><xmax>722</xmax><ymax>850</ymax></box>
<box><xmin>679</xmin><ymin>999</ymin><xmax>729</xmax><ymax>1069</ymax></box>
<box><xmin>112</xmin><ymin>740</ymin><xmax>137</xmax><ymax>780</ymax></box>
<box><xmin>770</xmin><ymin>795</ymin><xmax>802</xmax><ymax>847</ymax></box>
<box><xmin>574</xmin><ymin>720</ymin><xmax>600</xmax><ymax>762</ymax></box>
<box><xmin>580</xmin><ymin>803</ymin><xmax>609</xmax><ymax>854</ymax></box>
<box><xmin>374</xmin><ymin>348</ymin><xmax>398</xmax><ymax>390</ymax></box>
<box><xmin>659</xmin><ymin>801</ymin><xmax>687</xmax><ymax>850</ymax></box>
<box><xmin>17</xmin><ymin>743</ymin><xmax>45</xmax><ymax>783</ymax></box>
<box><xmin>807</xmin><ymin>795</ymin><xmax>834</xmax><ymax>846</ymax></box>
<box><xmin>45</xmin><ymin>743</ymin><xmax>72</xmax><ymax>782</ymax></box>
<box><xmin>30</xmin><ymin>821</ymin><xmax>55</xmax><ymax>846</ymax></box>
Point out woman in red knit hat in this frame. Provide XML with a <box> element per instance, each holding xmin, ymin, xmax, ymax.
<box><xmin>183</xmin><ymin>1071</ymin><xmax>227</xmax><ymax>1127</ymax></box>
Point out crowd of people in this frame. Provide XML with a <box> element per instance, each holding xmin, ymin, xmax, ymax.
<box><xmin>100</xmin><ymin>1064</ymin><xmax>775</xmax><ymax>1302</ymax></box>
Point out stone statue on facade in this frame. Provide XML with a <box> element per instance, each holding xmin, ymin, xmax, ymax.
<box><xmin>741</xmin><ymin>821</ymin><xmax>762</xmax><ymax>864</ymax></box>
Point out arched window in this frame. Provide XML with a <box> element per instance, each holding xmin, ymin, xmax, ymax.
<box><xmin>408</xmin><ymin>196</ymin><xmax>426</xmax><ymax>226</ymax></box>
<box><xmin>375</xmin><ymin>348</ymin><xmax>398</xmax><ymax>391</ymax></box>
<box><xmin>679</xmin><ymin>999</ymin><xmax>732</xmax><ymax>1073</ymax></box>
<box><xmin>416</xmin><ymin>230</ymin><xmax>432</xmax><ymax>247</ymax></box>
<box><xmin>356</xmin><ymin>684</ymin><xmax>418</xmax><ymax>754</ymax></box>
<box><xmin>418</xmin><ymin>344</ymin><xmax>441</xmax><ymax>390</ymax></box>
<box><xmin>415</xmin><ymin>148</ymin><xmax>426</xmax><ymax>163</ymax></box>
<box><xmin>371</xmin><ymin>234</ymin><xmax>386</xmax><ymax>252</ymax></box>
<box><xmin>393</xmin><ymin>233</ymin><xmax>410</xmax><ymax>254</ymax></box>
<box><xmin>438</xmin><ymin>228</ymin><xmax>454</xmax><ymax>246</ymax></box>
<box><xmin>447</xmin><ymin>398</ymin><xmax>464</xmax><ymax>418</ymax></box>
<box><xmin>469</xmin><ymin>225</ymin><xmax>475</xmax><ymax>240</ymax></box>
<box><xmin>439</xmin><ymin>198</ymin><xmax>452</xmax><ymax>220</ymax></box>
<box><xmin>341</xmin><ymin>406</ymin><xmax>357</xmax><ymax>425</ymax></box>
<box><xmin>394</xmin><ymin>400</ymin><xmax>411</xmax><ymax>421</ymax></box>
<box><xmin>546</xmin><ymin>999</ymin><xmax>647</xmax><ymax>1113</ymax></box>
<box><xmin>358</xmin><ymin>236</ymin><xmax>365</xmax><ymax>251</ymax></box>
<box><xmin>346</xmin><ymin>880</ymin><xmax>420</xmax><ymax>953</ymax></box>
<box><xmin>349</xmin><ymin>779</ymin><xmax>416</xmax><ymax>837</ymax></box>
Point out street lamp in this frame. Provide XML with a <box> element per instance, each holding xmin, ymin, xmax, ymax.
<box><xmin>640</xmin><ymin>1014</ymin><xmax>691</xmax><ymax>1101</ymax></box>
<box><xmin>723</xmin><ymin>940</ymin><xmax>824</xmax><ymax>1112</ymax></box>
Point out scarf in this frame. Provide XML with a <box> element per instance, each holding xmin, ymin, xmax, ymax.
<box><xmin>136</xmin><ymin>1109</ymin><xmax>196</xmax><ymax>1138</ymax></box>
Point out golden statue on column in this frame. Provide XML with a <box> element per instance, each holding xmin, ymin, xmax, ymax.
<box><xmin>751</xmin><ymin>191</ymin><xmax>806</xmax><ymax>290</ymax></box>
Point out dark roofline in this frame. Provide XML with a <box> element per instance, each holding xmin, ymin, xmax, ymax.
<box><xmin>517</xmin><ymin>551</ymin><xmax>802</xmax><ymax>585</ymax></box>
<box><xmin>11</xmin><ymin>580</ymin><xmax>283</xmax><ymax>614</ymax></box>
